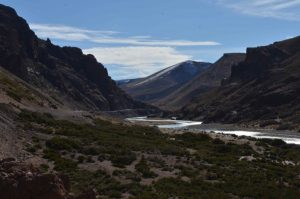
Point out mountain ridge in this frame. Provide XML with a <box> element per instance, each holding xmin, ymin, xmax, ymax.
<box><xmin>120</xmin><ymin>61</ymin><xmax>211</xmax><ymax>104</ymax></box>
<box><xmin>0</xmin><ymin>4</ymin><xmax>149</xmax><ymax>111</ymax></box>
<box><xmin>181</xmin><ymin>36</ymin><xmax>300</xmax><ymax>130</ymax></box>
<box><xmin>156</xmin><ymin>53</ymin><xmax>246</xmax><ymax>110</ymax></box>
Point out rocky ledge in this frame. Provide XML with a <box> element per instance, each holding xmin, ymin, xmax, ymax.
<box><xmin>0</xmin><ymin>158</ymin><xmax>95</xmax><ymax>199</ymax></box>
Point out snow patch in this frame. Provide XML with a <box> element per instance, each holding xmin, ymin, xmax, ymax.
<box><xmin>134</xmin><ymin>61</ymin><xmax>188</xmax><ymax>86</ymax></box>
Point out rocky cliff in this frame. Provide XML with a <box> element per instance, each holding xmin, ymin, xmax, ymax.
<box><xmin>0</xmin><ymin>4</ymin><xmax>146</xmax><ymax>111</ymax></box>
<box><xmin>181</xmin><ymin>37</ymin><xmax>300</xmax><ymax>129</ymax></box>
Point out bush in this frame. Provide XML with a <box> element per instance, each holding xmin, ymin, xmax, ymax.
<box><xmin>46</xmin><ymin>136</ymin><xmax>79</xmax><ymax>151</ymax></box>
<box><xmin>43</xmin><ymin>149</ymin><xmax>77</xmax><ymax>172</ymax></box>
<box><xmin>40</xmin><ymin>164</ymin><xmax>49</xmax><ymax>172</ymax></box>
<box><xmin>135</xmin><ymin>156</ymin><xmax>157</xmax><ymax>178</ymax></box>
<box><xmin>212</xmin><ymin>138</ymin><xmax>225</xmax><ymax>145</ymax></box>
<box><xmin>110</xmin><ymin>150</ymin><xmax>136</xmax><ymax>168</ymax></box>
<box><xmin>26</xmin><ymin>146</ymin><xmax>37</xmax><ymax>153</ymax></box>
<box><xmin>19</xmin><ymin>110</ymin><xmax>54</xmax><ymax>125</ymax></box>
<box><xmin>277</xmin><ymin>123</ymin><xmax>293</xmax><ymax>130</ymax></box>
<box><xmin>261</xmin><ymin>138</ymin><xmax>286</xmax><ymax>147</ymax></box>
<box><xmin>86</xmin><ymin>156</ymin><xmax>95</xmax><ymax>163</ymax></box>
<box><xmin>83</xmin><ymin>147</ymin><xmax>98</xmax><ymax>155</ymax></box>
<box><xmin>259</xmin><ymin>120</ymin><xmax>280</xmax><ymax>127</ymax></box>
<box><xmin>77</xmin><ymin>155</ymin><xmax>85</xmax><ymax>163</ymax></box>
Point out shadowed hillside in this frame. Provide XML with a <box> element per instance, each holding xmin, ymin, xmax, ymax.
<box><xmin>181</xmin><ymin>37</ymin><xmax>300</xmax><ymax>130</ymax></box>
<box><xmin>157</xmin><ymin>53</ymin><xmax>246</xmax><ymax>110</ymax></box>
<box><xmin>0</xmin><ymin>4</ymin><xmax>149</xmax><ymax>111</ymax></box>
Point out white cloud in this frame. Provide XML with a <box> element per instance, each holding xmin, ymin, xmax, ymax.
<box><xmin>30</xmin><ymin>23</ymin><xmax>220</xmax><ymax>46</ymax></box>
<box><xmin>216</xmin><ymin>0</ymin><xmax>300</xmax><ymax>21</ymax></box>
<box><xmin>83</xmin><ymin>46</ymin><xmax>192</xmax><ymax>79</ymax></box>
<box><xmin>30</xmin><ymin>23</ymin><xmax>118</xmax><ymax>41</ymax></box>
<box><xmin>30</xmin><ymin>23</ymin><xmax>219</xmax><ymax>79</ymax></box>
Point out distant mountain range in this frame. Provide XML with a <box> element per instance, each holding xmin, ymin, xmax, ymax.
<box><xmin>119</xmin><ymin>54</ymin><xmax>245</xmax><ymax>110</ymax></box>
<box><xmin>118</xmin><ymin>61</ymin><xmax>211</xmax><ymax>106</ymax></box>
<box><xmin>119</xmin><ymin>36</ymin><xmax>300</xmax><ymax>129</ymax></box>
<box><xmin>156</xmin><ymin>53</ymin><xmax>246</xmax><ymax>110</ymax></box>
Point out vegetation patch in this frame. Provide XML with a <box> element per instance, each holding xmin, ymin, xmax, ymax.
<box><xmin>17</xmin><ymin>110</ymin><xmax>300</xmax><ymax>198</ymax></box>
<box><xmin>135</xmin><ymin>156</ymin><xmax>157</xmax><ymax>178</ymax></box>
<box><xmin>0</xmin><ymin>72</ymin><xmax>34</xmax><ymax>102</ymax></box>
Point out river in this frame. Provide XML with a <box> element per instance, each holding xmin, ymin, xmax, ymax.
<box><xmin>126</xmin><ymin>117</ymin><xmax>300</xmax><ymax>145</ymax></box>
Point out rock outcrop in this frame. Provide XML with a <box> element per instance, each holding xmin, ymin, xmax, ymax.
<box><xmin>181</xmin><ymin>36</ymin><xmax>300</xmax><ymax>129</ymax></box>
<box><xmin>0</xmin><ymin>158</ymin><xmax>74</xmax><ymax>199</ymax></box>
<box><xmin>0</xmin><ymin>4</ymin><xmax>147</xmax><ymax>111</ymax></box>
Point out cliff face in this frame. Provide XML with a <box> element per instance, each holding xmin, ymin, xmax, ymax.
<box><xmin>181</xmin><ymin>37</ymin><xmax>300</xmax><ymax>128</ymax></box>
<box><xmin>0</xmin><ymin>4</ymin><xmax>145</xmax><ymax>111</ymax></box>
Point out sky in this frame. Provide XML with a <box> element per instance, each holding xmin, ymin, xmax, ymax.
<box><xmin>2</xmin><ymin>0</ymin><xmax>300</xmax><ymax>80</ymax></box>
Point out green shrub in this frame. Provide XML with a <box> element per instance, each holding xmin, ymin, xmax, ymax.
<box><xmin>40</xmin><ymin>164</ymin><xmax>49</xmax><ymax>172</ymax></box>
<box><xmin>135</xmin><ymin>156</ymin><xmax>157</xmax><ymax>178</ymax></box>
<box><xmin>110</xmin><ymin>150</ymin><xmax>136</xmax><ymax>168</ymax></box>
<box><xmin>18</xmin><ymin>109</ymin><xmax>300</xmax><ymax>198</ymax></box>
<box><xmin>77</xmin><ymin>155</ymin><xmax>85</xmax><ymax>163</ymax></box>
<box><xmin>212</xmin><ymin>138</ymin><xmax>225</xmax><ymax>145</ymax></box>
<box><xmin>43</xmin><ymin>149</ymin><xmax>77</xmax><ymax>172</ymax></box>
<box><xmin>86</xmin><ymin>156</ymin><xmax>95</xmax><ymax>163</ymax></box>
<box><xmin>26</xmin><ymin>146</ymin><xmax>37</xmax><ymax>153</ymax></box>
<box><xmin>19</xmin><ymin>110</ymin><xmax>54</xmax><ymax>125</ymax></box>
<box><xmin>46</xmin><ymin>136</ymin><xmax>79</xmax><ymax>151</ymax></box>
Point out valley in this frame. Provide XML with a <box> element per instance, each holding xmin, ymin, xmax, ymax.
<box><xmin>0</xmin><ymin>2</ymin><xmax>299</xmax><ymax>199</ymax></box>
<box><xmin>127</xmin><ymin>117</ymin><xmax>300</xmax><ymax>145</ymax></box>
<box><xmin>4</xmin><ymin>108</ymin><xmax>300</xmax><ymax>199</ymax></box>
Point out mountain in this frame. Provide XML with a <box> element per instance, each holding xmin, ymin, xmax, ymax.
<box><xmin>119</xmin><ymin>61</ymin><xmax>211</xmax><ymax>105</ymax></box>
<box><xmin>157</xmin><ymin>53</ymin><xmax>246</xmax><ymax>110</ymax></box>
<box><xmin>1</xmin><ymin>4</ymin><xmax>300</xmax><ymax>199</ymax></box>
<box><xmin>181</xmin><ymin>36</ymin><xmax>300</xmax><ymax>129</ymax></box>
<box><xmin>0</xmin><ymin>4</ymin><xmax>148</xmax><ymax>111</ymax></box>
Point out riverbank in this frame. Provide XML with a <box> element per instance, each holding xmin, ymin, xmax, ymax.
<box><xmin>126</xmin><ymin>117</ymin><xmax>300</xmax><ymax>145</ymax></box>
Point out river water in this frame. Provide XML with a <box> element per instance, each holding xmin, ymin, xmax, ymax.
<box><xmin>126</xmin><ymin>117</ymin><xmax>300</xmax><ymax>145</ymax></box>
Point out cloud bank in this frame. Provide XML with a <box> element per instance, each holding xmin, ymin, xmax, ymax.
<box><xmin>216</xmin><ymin>0</ymin><xmax>300</xmax><ymax>21</ymax></box>
<box><xmin>30</xmin><ymin>23</ymin><xmax>220</xmax><ymax>47</ymax></box>
<box><xmin>30</xmin><ymin>23</ymin><xmax>218</xmax><ymax>79</ymax></box>
<box><xmin>83</xmin><ymin>46</ymin><xmax>192</xmax><ymax>79</ymax></box>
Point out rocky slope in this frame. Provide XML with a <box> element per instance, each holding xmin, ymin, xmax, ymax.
<box><xmin>0</xmin><ymin>5</ymin><xmax>161</xmax><ymax>197</ymax></box>
<box><xmin>0</xmin><ymin>158</ymin><xmax>95</xmax><ymax>199</ymax></box>
<box><xmin>181</xmin><ymin>36</ymin><xmax>300</xmax><ymax>129</ymax></box>
<box><xmin>120</xmin><ymin>61</ymin><xmax>211</xmax><ymax>105</ymax></box>
<box><xmin>0</xmin><ymin>158</ymin><xmax>72</xmax><ymax>199</ymax></box>
<box><xmin>0</xmin><ymin>4</ymin><xmax>146</xmax><ymax>111</ymax></box>
<box><xmin>0</xmin><ymin>2</ymin><xmax>160</xmax><ymax>170</ymax></box>
<box><xmin>157</xmin><ymin>53</ymin><xmax>245</xmax><ymax>110</ymax></box>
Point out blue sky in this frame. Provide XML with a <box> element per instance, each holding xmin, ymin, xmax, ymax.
<box><xmin>2</xmin><ymin>0</ymin><xmax>300</xmax><ymax>80</ymax></box>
